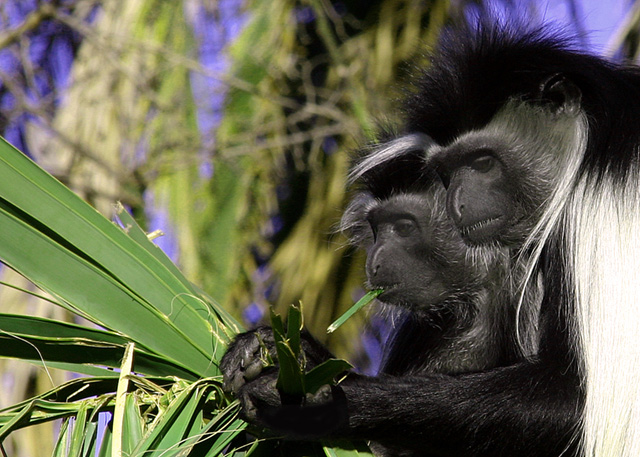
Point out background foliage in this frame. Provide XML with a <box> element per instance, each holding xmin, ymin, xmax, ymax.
<box><xmin>0</xmin><ymin>0</ymin><xmax>639</xmax><ymax>455</ymax></box>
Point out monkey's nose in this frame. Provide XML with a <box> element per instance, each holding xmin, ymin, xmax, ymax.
<box><xmin>447</xmin><ymin>186</ymin><xmax>465</xmax><ymax>225</ymax></box>
<box><xmin>367</xmin><ymin>262</ymin><xmax>380</xmax><ymax>278</ymax></box>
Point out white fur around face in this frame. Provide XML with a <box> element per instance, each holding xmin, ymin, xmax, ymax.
<box><xmin>349</xmin><ymin>133</ymin><xmax>434</xmax><ymax>185</ymax></box>
<box><xmin>569</xmin><ymin>171</ymin><xmax>640</xmax><ymax>457</ymax></box>
<box><xmin>510</xmin><ymin>98</ymin><xmax>640</xmax><ymax>456</ymax></box>
<box><xmin>351</xmin><ymin>97</ymin><xmax>640</xmax><ymax>456</ymax></box>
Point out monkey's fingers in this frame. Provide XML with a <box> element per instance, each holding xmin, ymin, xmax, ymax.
<box><xmin>221</xmin><ymin>327</ymin><xmax>276</xmax><ymax>394</ymax></box>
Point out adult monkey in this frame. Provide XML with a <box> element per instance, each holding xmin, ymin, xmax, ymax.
<box><xmin>221</xmin><ymin>23</ymin><xmax>640</xmax><ymax>457</ymax></box>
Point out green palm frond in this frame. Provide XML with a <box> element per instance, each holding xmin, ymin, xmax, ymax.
<box><xmin>0</xmin><ymin>136</ymin><xmax>370</xmax><ymax>455</ymax></box>
<box><xmin>0</xmin><ymin>135</ymin><xmax>245</xmax><ymax>452</ymax></box>
<box><xmin>0</xmin><ymin>137</ymin><xmax>238</xmax><ymax>378</ymax></box>
<box><xmin>0</xmin><ymin>0</ymin><xmax>453</xmax><ymax>454</ymax></box>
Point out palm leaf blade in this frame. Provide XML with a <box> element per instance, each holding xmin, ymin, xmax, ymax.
<box><xmin>0</xmin><ymin>137</ymin><xmax>240</xmax><ymax>376</ymax></box>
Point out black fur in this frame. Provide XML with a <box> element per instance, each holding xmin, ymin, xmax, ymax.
<box><xmin>403</xmin><ymin>24</ymin><xmax>640</xmax><ymax>179</ymax></box>
<box><xmin>221</xmin><ymin>22</ymin><xmax>640</xmax><ymax>456</ymax></box>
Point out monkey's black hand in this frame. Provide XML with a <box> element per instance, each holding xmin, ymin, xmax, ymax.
<box><xmin>220</xmin><ymin>326</ymin><xmax>276</xmax><ymax>395</ymax></box>
<box><xmin>221</xmin><ymin>326</ymin><xmax>335</xmax><ymax>395</ymax></box>
<box><xmin>236</xmin><ymin>370</ymin><xmax>349</xmax><ymax>437</ymax></box>
<box><xmin>221</xmin><ymin>326</ymin><xmax>346</xmax><ymax>436</ymax></box>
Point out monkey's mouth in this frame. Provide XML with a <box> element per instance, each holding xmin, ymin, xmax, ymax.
<box><xmin>459</xmin><ymin>216</ymin><xmax>504</xmax><ymax>243</ymax></box>
<box><xmin>368</xmin><ymin>283</ymin><xmax>397</xmax><ymax>293</ymax></box>
<box><xmin>366</xmin><ymin>283</ymin><xmax>398</xmax><ymax>302</ymax></box>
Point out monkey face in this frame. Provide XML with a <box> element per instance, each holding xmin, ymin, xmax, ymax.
<box><xmin>423</xmin><ymin>78</ymin><xmax>584</xmax><ymax>247</ymax></box>
<box><xmin>350</xmin><ymin>190</ymin><xmax>504</xmax><ymax>312</ymax></box>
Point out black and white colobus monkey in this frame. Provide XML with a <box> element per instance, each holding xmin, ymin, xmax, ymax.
<box><xmin>221</xmin><ymin>23</ymin><xmax>640</xmax><ymax>457</ymax></box>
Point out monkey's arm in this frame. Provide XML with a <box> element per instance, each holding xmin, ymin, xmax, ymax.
<box><xmin>343</xmin><ymin>363</ymin><xmax>581</xmax><ymax>457</ymax></box>
<box><xmin>234</xmin><ymin>361</ymin><xmax>581</xmax><ymax>457</ymax></box>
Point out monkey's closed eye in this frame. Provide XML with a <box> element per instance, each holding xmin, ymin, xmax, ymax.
<box><xmin>470</xmin><ymin>155</ymin><xmax>496</xmax><ymax>173</ymax></box>
<box><xmin>393</xmin><ymin>219</ymin><xmax>417</xmax><ymax>237</ymax></box>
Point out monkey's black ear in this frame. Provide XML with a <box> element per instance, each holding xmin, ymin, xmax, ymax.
<box><xmin>538</xmin><ymin>73</ymin><xmax>582</xmax><ymax>115</ymax></box>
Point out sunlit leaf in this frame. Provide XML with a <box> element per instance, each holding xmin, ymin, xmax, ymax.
<box><xmin>0</xmin><ymin>314</ymin><xmax>198</xmax><ymax>378</ymax></box>
<box><xmin>0</xmin><ymin>137</ymin><xmax>236</xmax><ymax>377</ymax></box>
